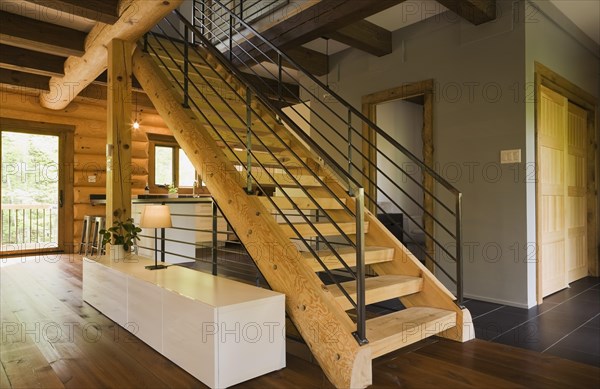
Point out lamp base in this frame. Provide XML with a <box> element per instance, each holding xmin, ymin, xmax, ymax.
<box><xmin>145</xmin><ymin>264</ymin><xmax>168</xmax><ymax>270</ymax></box>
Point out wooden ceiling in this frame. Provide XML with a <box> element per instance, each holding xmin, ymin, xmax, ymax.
<box><xmin>0</xmin><ymin>0</ymin><xmax>496</xmax><ymax>108</ymax></box>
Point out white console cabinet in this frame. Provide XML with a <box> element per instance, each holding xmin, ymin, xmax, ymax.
<box><xmin>83</xmin><ymin>256</ymin><xmax>285</xmax><ymax>388</ymax></box>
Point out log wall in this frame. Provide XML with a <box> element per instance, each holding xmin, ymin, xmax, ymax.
<box><xmin>0</xmin><ymin>90</ymin><xmax>171</xmax><ymax>251</ymax></box>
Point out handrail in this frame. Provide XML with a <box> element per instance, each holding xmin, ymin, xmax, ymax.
<box><xmin>194</xmin><ymin>0</ymin><xmax>459</xmax><ymax>195</ymax></box>
<box><xmin>144</xmin><ymin>0</ymin><xmax>464</xmax><ymax>348</ymax></box>
<box><xmin>192</xmin><ymin>2</ymin><xmax>460</xmax><ymax>255</ymax></box>
<box><xmin>190</xmin><ymin>0</ymin><xmax>463</xmax><ymax>305</ymax></box>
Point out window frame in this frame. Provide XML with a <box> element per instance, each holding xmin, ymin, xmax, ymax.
<box><xmin>148</xmin><ymin>134</ymin><xmax>195</xmax><ymax>191</ymax></box>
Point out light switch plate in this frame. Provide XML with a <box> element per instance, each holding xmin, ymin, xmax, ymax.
<box><xmin>500</xmin><ymin>149</ymin><xmax>521</xmax><ymax>164</ymax></box>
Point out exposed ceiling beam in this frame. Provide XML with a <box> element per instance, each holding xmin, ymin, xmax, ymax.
<box><xmin>0</xmin><ymin>68</ymin><xmax>50</xmax><ymax>91</ymax></box>
<box><xmin>283</xmin><ymin>47</ymin><xmax>329</xmax><ymax>76</ymax></box>
<box><xmin>235</xmin><ymin>0</ymin><xmax>404</xmax><ymax>73</ymax></box>
<box><xmin>22</xmin><ymin>0</ymin><xmax>120</xmax><ymax>24</ymax></box>
<box><xmin>0</xmin><ymin>11</ymin><xmax>86</xmax><ymax>57</ymax></box>
<box><xmin>0</xmin><ymin>44</ymin><xmax>65</xmax><ymax>77</ymax></box>
<box><xmin>240</xmin><ymin>73</ymin><xmax>301</xmax><ymax>104</ymax></box>
<box><xmin>435</xmin><ymin>0</ymin><xmax>496</xmax><ymax>25</ymax></box>
<box><xmin>326</xmin><ymin>20</ymin><xmax>392</xmax><ymax>57</ymax></box>
<box><xmin>259</xmin><ymin>0</ymin><xmax>405</xmax><ymax>50</ymax></box>
<box><xmin>39</xmin><ymin>0</ymin><xmax>184</xmax><ymax>110</ymax></box>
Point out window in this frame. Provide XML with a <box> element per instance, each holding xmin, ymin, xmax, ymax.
<box><xmin>148</xmin><ymin>134</ymin><xmax>197</xmax><ymax>189</ymax></box>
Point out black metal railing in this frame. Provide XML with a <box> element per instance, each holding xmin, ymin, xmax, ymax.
<box><xmin>190</xmin><ymin>0</ymin><xmax>464</xmax><ymax>305</ymax></box>
<box><xmin>133</xmin><ymin>198</ymin><xmax>267</xmax><ymax>287</ymax></box>
<box><xmin>144</xmin><ymin>11</ymin><xmax>370</xmax><ymax>343</ymax></box>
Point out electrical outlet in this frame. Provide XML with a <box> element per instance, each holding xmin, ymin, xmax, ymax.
<box><xmin>500</xmin><ymin>149</ymin><xmax>521</xmax><ymax>164</ymax></box>
<box><xmin>88</xmin><ymin>175</ymin><xmax>97</xmax><ymax>183</ymax></box>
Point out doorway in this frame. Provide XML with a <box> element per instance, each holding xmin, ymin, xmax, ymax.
<box><xmin>361</xmin><ymin>80</ymin><xmax>434</xmax><ymax>269</ymax></box>
<box><xmin>536</xmin><ymin>63</ymin><xmax>598</xmax><ymax>301</ymax></box>
<box><xmin>0</xmin><ymin>119</ymin><xmax>74</xmax><ymax>256</ymax></box>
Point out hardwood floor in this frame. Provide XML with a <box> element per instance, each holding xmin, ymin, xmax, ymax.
<box><xmin>1</xmin><ymin>254</ymin><xmax>599</xmax><ymax>388</ymax></box>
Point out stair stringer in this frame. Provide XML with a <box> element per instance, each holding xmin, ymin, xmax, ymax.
<box><xmin>202</xmin><ymin>48</ymin><xmax>474</xmax><ymax>343</ymax></box>
<box><xmin>132</xmin><ymin>47</ymin><xmax>373</xmax><ymax>389</ymax></box>
<box><xmin>362</xmin><ymin>210</ymin><xmax>475</xmax><ymax>342</ymax></box>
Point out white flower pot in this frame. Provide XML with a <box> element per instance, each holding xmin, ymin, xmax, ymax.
<box><xmin>110</xmin><ymin>245</ymin><xmax>127</xmax><ymax>261</ymax></box>
<box><xmin>168</xmin><ymin>193</ymin><xmax>178</xmax><ymax>198</ymax></box>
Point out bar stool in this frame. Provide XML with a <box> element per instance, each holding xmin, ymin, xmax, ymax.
<box><xmin>90</xmin><ymin>216</ymin><xmax>106</xmax><ymax>255</ymax></box>
<box><xmin>78</xmin><ymin>215</ymin><xmax>94</xmax><ymax>255</ymax></box>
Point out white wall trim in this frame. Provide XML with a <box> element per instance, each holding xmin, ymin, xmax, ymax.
<box><xmin>464</xmin><ymin>293</ymin><xmax>533</xmax><ymax>309</ymax></box>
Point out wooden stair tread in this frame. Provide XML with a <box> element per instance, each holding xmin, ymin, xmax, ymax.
<box><xmin>256</xmin><ymin>196</ymin><xmax>346</xmax><ymax>210</ymax></box>
<box><xmin>302</xmin><ymin>246</ymin><xmax>393</xmax><ymax>271</ymax></box>
<box><xmin>367</xmin><ymin>307</ymin><xmax>457</xmax><ymax>358</ymax></box>
<box><xmin>280</xmin><ymin>221</ymin><xmax>369</xmax><ymax>238</ymax></box>
<box><xmin>240</xmin><ymin>169</ymin><xmax>323</xmax><ymax>188</ymax></box>
<box><xmin>328</xmin><ymin>275</ymin><xmax>423</xmax><ymax>311</ymax></box>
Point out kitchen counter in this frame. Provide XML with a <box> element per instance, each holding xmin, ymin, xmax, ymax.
<box><xmin>90</xmin><ymin>194</ymin><xmax>214</xmax><ymax>205</ymax></box>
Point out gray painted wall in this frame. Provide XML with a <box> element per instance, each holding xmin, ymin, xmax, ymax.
<box><xmin>298</xmin><ymin>0</ymin><xmax>599</xmax><ymax>307</ymax></box>
<box><xmin>524</xmin><ymin>0</ymin><xmax>600</xmax><ymax>306</ymax></box>
<box><xmin>302</xmin><ymin>0</ymin><xmax>531</xmax><ymax>306</ymax></box>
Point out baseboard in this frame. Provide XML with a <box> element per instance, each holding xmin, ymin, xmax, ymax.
<box><xmin>463</xmin><ymin>293</ymin><xmax>531</xmax><ymax>309</ymax></box>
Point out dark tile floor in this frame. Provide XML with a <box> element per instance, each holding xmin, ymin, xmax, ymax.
<box><xmin>466</xmin><ymin>276</ymin><xmax>600</xmax><ymax>367</ymax></box>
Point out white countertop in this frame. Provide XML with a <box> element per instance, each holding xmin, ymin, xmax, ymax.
<box><xmin>85</xmin><ymin>255</ymin><xmax>282</xmax><ymax>308</ymax></box>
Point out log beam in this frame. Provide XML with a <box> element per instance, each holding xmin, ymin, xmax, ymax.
<box><xmin>106</xmin><ymin>39</ymin><xmax>133</xmax><ymax>229</ymax></box>
<box><xmin>436</xmin><ymin>0</ymin><xmax>496</xmax><ymax>25</ymax></box>
<box><xmin>326</xmin><ymin>20</ymin><xmax>392</xmax><ymax>57</ymax></box>
<box><xmin>0</xmin><ymin>68</ymin><xmax>50</xmax><ymax>91</ymax></box>
<box><xmin>39</xmin><ymin>0</ymin><xmax>183</xmax><ymax>110</ymax></box>
<box><xmin>22</xmin><ymin>0</ymin><xmax>120</xmax><ymax>24</ymax></box>
<box><xmin>283</xmin><ymin>47</ymin><xmax>329</xmax><ymax>76</ymax></box>
<box><xmin>0</xmin><ymin>44</ymin><xmax>65</xmax><ymax>77</ymax></box>
<box><xmin>0</xmin><ymin>10</ymin><xmax>86</xmax><ymax>57</ymax></box>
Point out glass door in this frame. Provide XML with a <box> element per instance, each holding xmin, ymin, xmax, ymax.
<box><xmin>1</xmin><ymin>130</ymin><xmax>63</xmax><ymax>254</ymax></box>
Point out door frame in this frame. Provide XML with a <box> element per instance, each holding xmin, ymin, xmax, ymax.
<box><xmin>0</xmin><ymin>118</ymin><xmax>74</xmax><ymax>256</ymax></box>
<box><xmin>535</xmin><ymin>62</ymin><xmax>598</xmax><ymax>304</ymax></box>
<box><xmin>361</xmin><ymin>79</ymin><xmax>434</xmax><ymax>270</ymax></box>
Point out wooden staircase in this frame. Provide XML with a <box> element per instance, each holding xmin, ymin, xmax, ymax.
<box><xmin>133</xmin><ymin>36</ymin><xmax>473</xmax><ymax>388</ymax></box>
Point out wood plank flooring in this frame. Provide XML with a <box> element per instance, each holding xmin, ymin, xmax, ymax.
<box><xmin>1</xmin><ymin>254</ymin><xmax>599</xmax><ymax>388</ymax></box>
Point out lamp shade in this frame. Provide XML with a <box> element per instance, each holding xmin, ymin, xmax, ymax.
<box><xmin>139</xmin><ymin>205</ymin><xmax>172</xmax><ymax>228</ymax></box>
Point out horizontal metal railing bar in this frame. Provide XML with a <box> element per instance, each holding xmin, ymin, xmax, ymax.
<box><xmin>146</xmin><ymin>28</ymin><xmax>362</xmax><ymax>306</ymax></box>
<box><xmin>200</xmin><ymin>0</ymin><xmax>460</xmax><ymax>197</ymax></box>
<box><xmin>149</xmin><ymin>24</ymin><xmax>363</xmax><ymax>256</ymax></box>
<box><xmin>193</xmin><ymin>5</ymin><xmax>461</xmax><ymax>281</ymax></box>
<box><xmin>180</xmin><ymin>8</ymin><xmax>363</xmax><ymax>193</ymax></box>
<box><xmin>151</xmin><ymin>20</ymin><xmax>355</xmax><ymax>218</ymax></box>
<box><xmin>148</xmin><ymin>27</ymin><xmax>358</xmax><ymax>252</ymax></box>
<box><xmin>196</xmin><ymin>9</ymin><xmax>456</xmax><ymax>219</ymax></box>
<box><xmin>195</xmin><ymin>6</ymin><xmax>461</xmax><ymax>276</ymax></box>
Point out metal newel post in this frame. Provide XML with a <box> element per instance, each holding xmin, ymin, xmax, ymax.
<box><xmin>348</xmin><ymin>109</ymin><xmax>353</xmax><ymax>196</ymax></box>
<box><xmin>229</xmin><ymin>13</ymin><xmax>233</xmax><ymax>61</ymax></box>
<box><xmin>277</xmin><ymin>54</ymin><xmax>283</xmax><ymax>101</ymax></box>
<box><xmin>183</xmin><ymin>27</ymin><xmax>190</xmax><ymax>108</ymax></box>
<box><xmin>143</xmin><ymin>33</ymin><xmax>149</xmax><ymax>53</ymax></box>
<box><xmin>246</xmin><ymin>87</ymin><xmax>253</xmax><ymax>193</ymax></box>
<box><xmin>353</xmin><ymin>187</ymin><xmax>368</xmax><ymax>345</ymax></box>
<box><xmin>456</xmin><ymin>192</ymin><xmax>463</xmax><ymax>305</ymax></box>
<box><xmin>212</xmin><ymin>199</ymin><xmax>218</xmax><ymax>276</ymax></box>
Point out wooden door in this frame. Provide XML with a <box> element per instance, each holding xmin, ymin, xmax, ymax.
<box><xmin>538</xmin><ymin>85</ymin><xmax>568</xmax><ymax>297</ymax></box>
<box><xmin>566</xmin><ymin>102</ymin><xmax>588</xmax><ymax>282</ymax></box>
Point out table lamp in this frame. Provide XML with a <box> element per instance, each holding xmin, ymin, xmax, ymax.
<box><xmin>139</xmin><ymin>204</ymin><xmax>172</xmax><ymax>270</ymax></box>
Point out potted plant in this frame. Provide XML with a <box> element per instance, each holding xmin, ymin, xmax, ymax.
<box><xmin>167</xmin><ymin>183</ymin><xmax>178</xmax><ymax>198</ymax></box>
<box><xmin>100</xmin><ymin>217</ymin><xmax>142</xmax><ymax>260</ymax></box>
